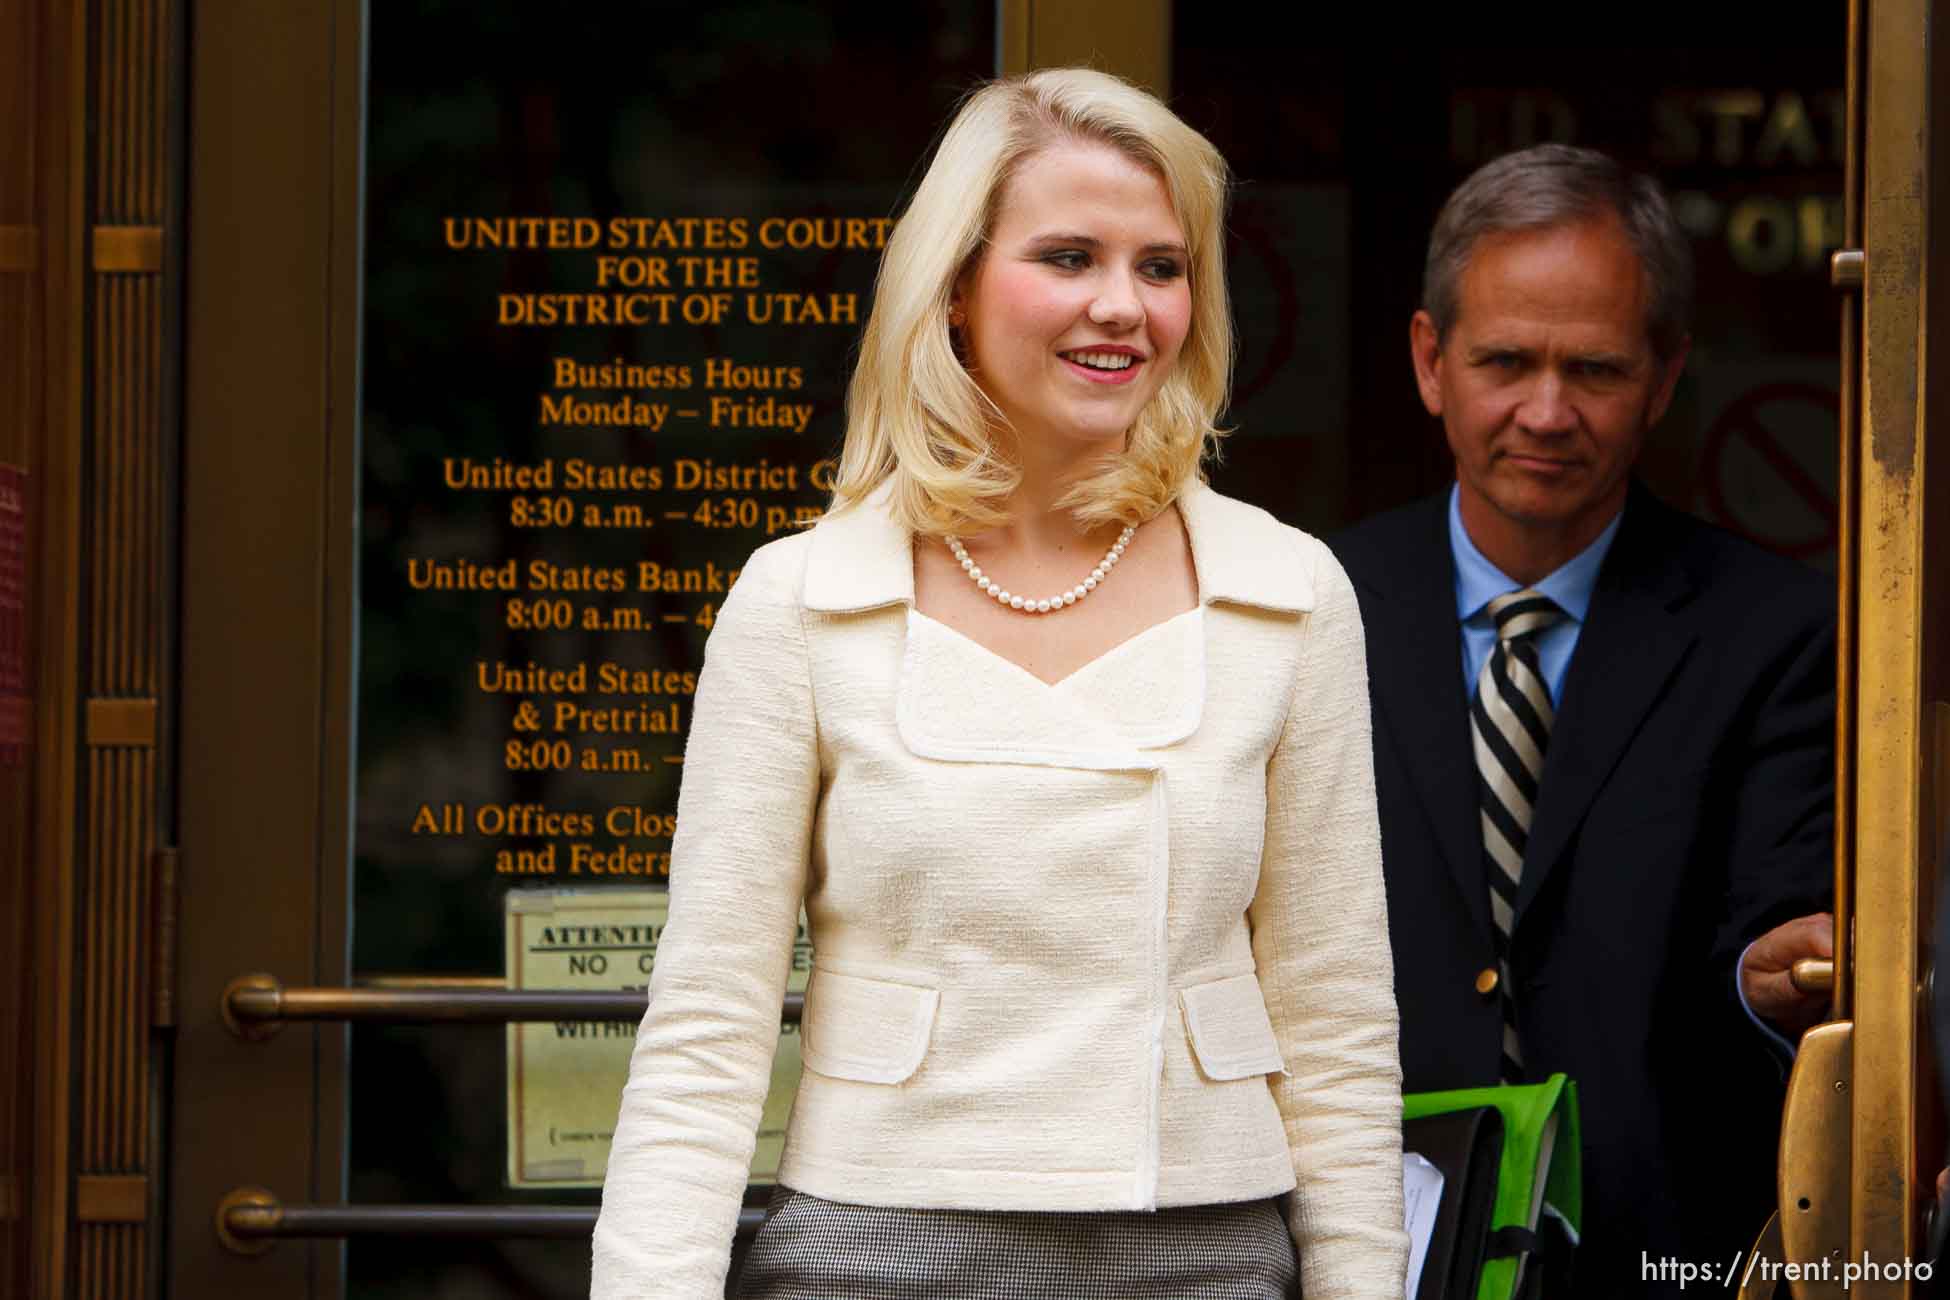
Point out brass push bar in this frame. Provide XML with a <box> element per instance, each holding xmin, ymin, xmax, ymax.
<box><xmin>215</xmin><ymin>1187</ymin><xmax>764</xmax><ymax>1254</ymax></box>
<box><xmin>221</xmin><ymin>972</ymin><xmax>802</xmax><ymax>1039</ymax></box>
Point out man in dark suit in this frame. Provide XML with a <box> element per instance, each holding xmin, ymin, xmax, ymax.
<box><xmin>1330</xmin><ymin>144</ymin><xmax>1835</xmax><ymax>1296</ymax></box>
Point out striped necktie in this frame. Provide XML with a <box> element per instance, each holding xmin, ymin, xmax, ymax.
<box><xmin>1471</xmin><ymin>589</ymin><xmax>1565</xmax><ymax>1085</ymax></box>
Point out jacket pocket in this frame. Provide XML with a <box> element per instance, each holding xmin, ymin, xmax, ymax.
<box><xmin>799</xmin><ymin>967</ymin><xmax>940</xmax><ymax>1085</ymax></box>
<box><xmin>1179</xmin><ymin>973</ymin><xmax>1286</xmax><ymax>1081</ymax></box>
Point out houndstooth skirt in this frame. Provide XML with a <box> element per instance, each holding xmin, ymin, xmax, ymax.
<box><xmin>734</xmin><ymin>1185</ymin><xmax>1298</xmax><ymax>1300</ymax></box>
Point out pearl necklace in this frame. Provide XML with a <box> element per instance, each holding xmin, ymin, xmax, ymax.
<box><xmin>944</xmin><ymin>525</ymin><xmax>1136</xmax><ymax>615</ymax></box>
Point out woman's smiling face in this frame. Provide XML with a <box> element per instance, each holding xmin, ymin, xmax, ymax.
<box><xmin>953</xmin><ymin>138</ymin><xmax>1192</xmax><ymax>457</ymax></box>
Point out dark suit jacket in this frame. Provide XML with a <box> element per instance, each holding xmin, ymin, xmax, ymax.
<box><xmin>1331</xmin><ymin>484</ymin><xmax>1834</xmax><ymax>1298</ymax></box>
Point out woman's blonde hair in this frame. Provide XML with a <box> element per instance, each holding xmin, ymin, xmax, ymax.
<box><xmin>829</xmin><ymin>67</ymin><xmax>1233</xmax><ymax>536</ymax></box>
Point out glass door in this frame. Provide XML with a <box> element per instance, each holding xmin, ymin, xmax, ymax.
<box><xmin>171</xmin><ymin>5</ymin><xmax>995</xmax><ymax>1298</ymax></box>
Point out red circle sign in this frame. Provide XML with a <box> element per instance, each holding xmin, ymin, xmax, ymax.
<box><xmin>1701</xmin><ymin>382</ymin><xmax>1840</xmax><ymax>560</ymax></box>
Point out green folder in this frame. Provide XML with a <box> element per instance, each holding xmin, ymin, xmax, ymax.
<box><xmin>1404</xmin><ymin>1074</ymin><xmax>1582</xmax><ymax>1300</ymax></box>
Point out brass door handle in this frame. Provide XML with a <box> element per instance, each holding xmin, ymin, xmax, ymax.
<box><xmin>220</xmin><ymin>972</ymin><xmax>802</xmax><ymax>1040</ymax></box>
<box><xmin>215</xmin><ymin>1186</ymin><xmax>766</xmax><ymax>1254</ymax></box>
<box><xmin>1791</xmin><ymin>959</ymin><xmax>1836</xmax><ymax>995</ymax></box>
<box><xmin>1831</xmin><ymin>248</ymin><xmax>1864</xmax><ymax>290</ymax></box>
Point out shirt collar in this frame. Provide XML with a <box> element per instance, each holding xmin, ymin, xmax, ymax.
<box><xmin>803</xmin><ymin>480</ymin><xmax>1315</xmax><ymax>615</ymax></box>
<box><xmin>1448</xmin><ymin>482</ymin><xmax>1623</xmax><ymax>625</ymax></box>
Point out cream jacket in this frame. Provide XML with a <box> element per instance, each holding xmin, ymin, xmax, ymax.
<box><xmin>592</xmin><ymin>484</ymin><xmax>1406</xmax><ymax>1299</ymax></box>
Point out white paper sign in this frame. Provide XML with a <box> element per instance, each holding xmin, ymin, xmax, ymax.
<box><xmin>504</xmin><ymin>887</ymin><xmax>809</xmax><ymax>1187</ymax></box>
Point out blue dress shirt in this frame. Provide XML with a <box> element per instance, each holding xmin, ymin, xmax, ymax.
<box><xmin>1448</xmin><ymin>484</ymin><xmax>1622</xmax><ymax>704</ymax></box>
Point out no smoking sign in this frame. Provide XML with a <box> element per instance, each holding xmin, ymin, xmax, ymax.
<box><xmin>1700</xmin><ymin>381</ymin><xmax>1840</xmax><ymax>562</ymax></box>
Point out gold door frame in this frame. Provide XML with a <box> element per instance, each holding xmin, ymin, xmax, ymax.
<box><xmin>167</xmin><ymin>3</ymin><xmax>363</xmax><ymax>1295</ymax></box>
<box><xmin>1000</xmin><ymin>0</ymin><xmax>1171</xmax><ymax>95</ymax></box>
<box><xmin>1850</xmin><ymin>0</ymin><xmax>1950</xmax><ymax>1283</ymax></box>
<box><xmin>1774</xmin><ymin>2</ymin><xmax>1950</xmax><ymax>1295</ymax></box>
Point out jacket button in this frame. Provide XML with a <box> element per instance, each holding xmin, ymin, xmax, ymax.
<box><xmin>1474</xmin><ymin>967</ymin><xmax>1499</xmax><ymax>996</ymax></box>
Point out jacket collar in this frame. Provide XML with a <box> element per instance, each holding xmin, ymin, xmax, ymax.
<box><xmin>802</xmin><ymin>483</ymin><xmax>913</xmax><ymax>612</ymax></box>
<box><xmin>802</xmin><ymin>480</ymin><xmax>1315</xmax><ymax>614</ymax></box>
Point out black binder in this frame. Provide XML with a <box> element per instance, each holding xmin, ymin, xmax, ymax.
<box><xmin>1405</xmin><ymin>1104</ymin><xmax>1506</xmax><ymax>1300</ymax></box>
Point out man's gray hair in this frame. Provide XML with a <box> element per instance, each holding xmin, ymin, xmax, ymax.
<box><xmin>1422</xmin><ymin>144</ymin><xmax>1693</xmax><ymax>360</ymax></box>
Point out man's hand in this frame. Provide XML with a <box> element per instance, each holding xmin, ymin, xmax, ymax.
<box><xmin>1739</xmin><ymin>912</ymin><xmax>1835</xmax><ymax>1036</ymax></box>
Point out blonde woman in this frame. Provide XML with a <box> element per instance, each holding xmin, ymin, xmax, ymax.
<box><xmin>593</xmin><ymin>68</ymin><xmax>1405</xmax><ymax>1300</ymax></box>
